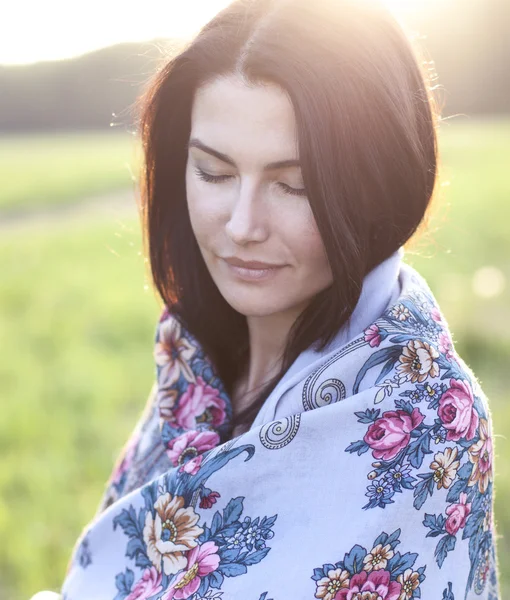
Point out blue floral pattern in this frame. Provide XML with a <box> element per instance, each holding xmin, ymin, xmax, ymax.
<box><xmin>312</xmin><ymin>528</ymin><xmax>426</xmax><ymax>599</ymax></box>
<box><xmin>61</xmin><ymin>265</ymin><xmax>500</xmax><ymax>599</ymax></box>
<box><xmin>344</xmin><ymin>288</ymin><xmax>498</xmax><ymax>597</ymax></box>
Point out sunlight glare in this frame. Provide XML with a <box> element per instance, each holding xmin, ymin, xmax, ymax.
<box><xmin>0</xmin><ymin>0</ymin><xmax>427</xmax><ymax>65</ymax></box>
<box><xmin>0</xmin><ymin>0</ymin><xmax>231</xmax><ymax>65</ymax></box>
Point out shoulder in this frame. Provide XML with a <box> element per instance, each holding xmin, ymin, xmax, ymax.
<box><xmin>153</xmin><ymin>304</ymin><xmax>203</xmax><ymax>373</ymax></box>
<box><xmin>152</xmin><ymin>303</ymin><xmax>232</xmax><ymax>436</ymax></box>
<box><xmin>336</xmin><ymin>267</ymin><xmax>499</xmax><ymax>591</ymax></box>
<box><xmin>355</xmin><ymin>262</ymin><xmax>493</xmax><ymax>447</ymax></box>
<box><xmin>360</xmin><ymin>262</ymin><xmax>479</xmax><ymax>389</ymax></box>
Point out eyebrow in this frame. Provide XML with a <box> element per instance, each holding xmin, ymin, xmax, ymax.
<box><xmin>188</xmin><ymin>138</ymin><xmax>301</xmax><ymax>171</ymax></box>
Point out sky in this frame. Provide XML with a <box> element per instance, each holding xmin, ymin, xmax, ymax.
<box><xmin>1</xmin><ymin>0</ymin><xmax>425</xmax><ymax>66</ymax></box>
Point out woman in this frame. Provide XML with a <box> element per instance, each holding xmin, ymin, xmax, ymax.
<box><xmin>57</xmin><ymin>0</ymin><xmax>501</xmax><ymax>598</ymax></box>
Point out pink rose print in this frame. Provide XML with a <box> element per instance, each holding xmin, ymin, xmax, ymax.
<box><xmin>174</xmin><ymin>376</ymin><xmax>227</xmax><ymax>430</ymax></box>
<box><xmin>126</xmin><ymin>567</ymin><xmax>163</xmax><ymax>600</ymax></box>
<box><xmin>364</xmin><ymin>324</ymin><xmax>382</xmax><ymax>348</ymax></box>
<box><xmin>337</xmin><ymin>569</ymin><xmax>401</xmax><ymax>600</ymax></box>
<box><xmin>162</xmin><ymin>541</ymin><xmax>221</xmax><ymax>599</ymax></box>
<box><xmin>166</xmin><ymin>430</ymin><xmax>220</xmax><ymax>475</ymax></box>
<box><xmin>438</xmin><ymin>332</ymin><xmax>454</xmax><ymax>360</ymax></box>
<box><xmin>200</xmin><ymin>490</ymin><xmax>221</xmax><ymax>509</ymax></box>
<box><xmin>438</xmin><ymin>379</ymin><xmax>479</xmax><ymax>442</ymax></box>
<box><xmin>430</xmin><ymin>307</ymin><xmax>443</xmax><ymax>323</ymax></box>
<box><xmin>445</xmin><ymin>492</ymin><xmax>472</xmax><ymax>535</ymax></box>
<box><xmin>364</xmin><ymin>408</ymin><xmax>425</xmax><ymax>461</ymax></box>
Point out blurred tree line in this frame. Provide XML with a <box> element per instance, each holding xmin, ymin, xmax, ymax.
<box><xmin>0</xmin><ymin>40</ymin><xmax>170</xmax><ymax>133</ymax></box>
<box><xmin>0</xmin><ymin>0</ymin><xmax>508</xmax><ymax>133</ymax></box>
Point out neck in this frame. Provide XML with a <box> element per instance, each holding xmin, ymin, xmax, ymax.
<box><xmin>241</xmin><ymin>300</ymin><xmax>307</xmax><ymax>395</ymax></box>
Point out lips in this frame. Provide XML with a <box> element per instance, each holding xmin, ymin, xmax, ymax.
<box><xmin>223</xmin><ymin>257</ymin><xmax>284</xmax><ymax>269</ymax></box>
<box><xmin>221</xmin><ymin>257</ymin><xmax>286</xmax><ymax>282</ymax></box>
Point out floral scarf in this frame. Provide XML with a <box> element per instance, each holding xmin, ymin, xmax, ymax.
<box><xmin>61</xmin><ymin>250</ymin><xmax>501</xmax><ymax>600</ymax></box>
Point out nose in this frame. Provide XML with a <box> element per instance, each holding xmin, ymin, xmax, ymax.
<box><xmin>225</xmin><ymin>182</ymin><xmax>269</xmax><ymax>245</ymax></box>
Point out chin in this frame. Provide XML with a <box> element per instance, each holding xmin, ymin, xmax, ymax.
<box><xmin>219</xmin><ymin>287</ymin><xmax>290</xmax><ymax>318</ymax></box>
<box><xmin>226</xmin><ymin>297</ymin><xmax>285</xmax><ymax>318</ymax></box>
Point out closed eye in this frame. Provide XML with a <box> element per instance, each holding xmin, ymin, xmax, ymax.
<box><xmin>278</xmin><ymin>182</ymin><xmax>307</xmax><ymax>197</ymax></box>
<box><xmin>194</xmin><ymin>167</ymin><xmax>306</xmax><ymax>197</ymax></box>
<box><xmin>194</xmin><ymin>167</ymin><xmax>232</xmax><ymax>184</ymax></box>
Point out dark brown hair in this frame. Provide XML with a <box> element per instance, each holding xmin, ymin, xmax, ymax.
<box><xmin>136</xmin><ymin>0</ymin><xmax>441</xmax><ymax>436</ymax></box>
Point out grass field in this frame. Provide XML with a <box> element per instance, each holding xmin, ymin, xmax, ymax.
<box><xmin>0</xmin><ymin>129</ymin><xmax>140</xmax><ymax>213</ymax></box>
<box><xmin>1</xmin><ymin>120</ymin><xmax>509</xmax><ymax>599</ymax></box>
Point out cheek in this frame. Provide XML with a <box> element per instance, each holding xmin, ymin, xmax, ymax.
<box><xmin>185</xmin><ymin>174</ymin><xmax>224</xmax><ymax>245</ymax></box>
<box><xmin>289</xmin><ymin>207</ymin><xmax>332</xmax><ymax>277</ymax></box>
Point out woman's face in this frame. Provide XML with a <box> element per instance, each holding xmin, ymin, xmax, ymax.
<box><xmin>185</xmin><ymin>74</ymin><xmax>333</xmax><ymax>319</ymax></box>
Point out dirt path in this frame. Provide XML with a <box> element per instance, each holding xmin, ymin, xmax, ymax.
<box><xmin>0</xmin><ymin>189</ymin><xmax>139</xmax><ymax>233</ymax></box>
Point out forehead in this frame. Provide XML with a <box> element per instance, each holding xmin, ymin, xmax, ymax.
<box><xmin>190</xmin><ymin>75</ymin><xmax>299</xmax><ymax>162</ymax></box>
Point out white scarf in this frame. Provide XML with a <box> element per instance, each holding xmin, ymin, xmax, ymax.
<box><xmin>60</xmin><ymin>249</ymin><xmax>501</xmax><ymax>600</ymax></box>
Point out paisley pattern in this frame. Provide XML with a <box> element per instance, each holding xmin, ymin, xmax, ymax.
<box><xmin>302</xmin><ymin>377</ymin><xmax>347</xmax><ymax>410</ymax></box>
<box><xmin>259</xmin><ymin>415</ymin><xmax>301</xmax><ymax>449</ymax></box>
<box><xmin>61</xmin><ymin>261</ymin><xmax>501</xmax><ymax>600</ymax></box>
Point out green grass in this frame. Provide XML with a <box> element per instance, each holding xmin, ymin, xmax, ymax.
<box><xmin>407</xmin><ymin>117</ymin><xmax>510</xmax><ymax>597</ymax></box>
<box><xmin>1</xmin><ymin>118</ymin><xmax>509</xmax><ymax>598</ymax></box>
<box><xmin>0</xmin><ymin>130</ymin><xmax>140</xmax><ymax>213</ymax></box>
<box><xmin>0</xmin><ymin>218</ymin><xmax>160</xmax><ymax>598</ymax></box>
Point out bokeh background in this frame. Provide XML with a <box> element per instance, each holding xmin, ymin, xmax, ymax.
<box><xmin>1</xmin><ymin>1</ymin><xmax>509</xmax><ymax>598</ymax></box>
